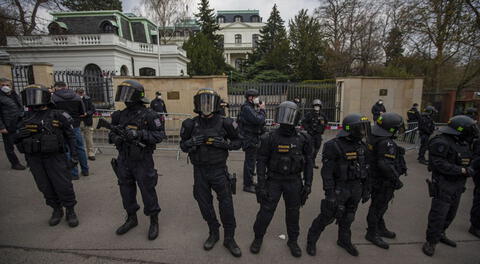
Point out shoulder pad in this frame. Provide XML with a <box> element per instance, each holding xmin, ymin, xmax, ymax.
<box><xmin>429</xmin><ymin>137</ymin><xmax>449</xmax><ymax>156</ymax></box>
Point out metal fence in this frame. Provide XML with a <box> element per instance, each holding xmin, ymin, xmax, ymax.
<box><xmin>53</xmin><ymin>70</ymin><xmax>115</xmax><ymax>109</ymax></box>
<box><xmin>227</xmin><ymin>82</ymin><xmax>340</xmax><ymax>122</ymax></box>
<box><xmin>11</xmin><ymin>65</ymin><xmax>35</xmax><ymax>93</ymax></box>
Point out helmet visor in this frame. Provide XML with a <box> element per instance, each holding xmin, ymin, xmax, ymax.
<box><xmin>348</xmin><ymin>119</ymin><xmax>371</xmax><ymax>140</ymax></box>
<box><xmin>21</xmin><ymin>88</ymin><xmax>51</xmax><ymax>106</ymax></box>
<box><xmin>276</xmin><ymin>105</ymin><xmax>298</xmax><ymax>125</ymax></box>
<box><xmin>194</xmin><ymin>93</ymin><xmax>219</xmax><ymax>115</ymax></box>
<box><xmin>115</xmin><ymin>85</ymin><xmax>137</xmax><ymax>102</ymax></box>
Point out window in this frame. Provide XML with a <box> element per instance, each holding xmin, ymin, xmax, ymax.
<box><xmin>234</xmin><ymin>16</ymin><xmax>242</xmax><ymax>22</ymax></box>
<box><xmin>99</xmin><ymin>20</ymin><xmax>118</xmax><ymax>34</ymax></box>
<box><xmin>48</xmin><ymin>22</ymin><xmax>68</xmax><ymax>35</ymax></box>
<box><xmin>218</xmin><ymin>16</ymin><xmax>225</xmax><ymax>23</ymax></box>
<box><xmin>120</xmin><ymin>65</ymin><xmax>129</xmax><ymax>76</ymax></box>
<box><xmin>250</xmin><ymin>15</ymin><xmax>260</xmax><ymax>22</ymax></box>
<box><xmin>235</xmin><ymin>34</ymin><xmax>242</xmax><ymax>44</ymax></box>
<box><xmin>235</xmin><ymin>58</ymin><xmax>243</xmax><ymax>70</ymax></box>
<box><xmin>83</xmin><ymin>64</ymin><xmax>104</xmax><ymax>103</ymax></box>
<box><xmin>139</xmin><ymin>67</ymin><xmax>156</xmax><ymax>76</ymax></box>
<box><xmin>252</xmin><ymin>34</ymin><xmax>259</xmax><ymax>48</ymax></box>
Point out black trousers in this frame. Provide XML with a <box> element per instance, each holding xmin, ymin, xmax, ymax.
<box><xmin>26</xmin><ymin>153</ymin><xmax>76</xmax><ymax>208</ymax></box>
<box><xmin>2</xmin><ymin>132</ymin><xmax>20</xmax><ymax>166</ymax></box>
<box><xmin>472</xmin><ymin>181</ymin><xmax>480</xmax><ymax>229</ymax></box>
<box><xmin>253</xmin><ymin>178</ymin><xmax>302</xmax><ymax>241</ymax></box>
<box><xmin>418</xmin><ymin>133</ymin><xmax>430</xmax><ymax>160</ymax></box>
<box><xmin>116</xmin><ymin>153</ymin><xmax>160</xmax><ymax>216</ymax></box>
<box><xmin>426</xmin><ymin>178</ymin><xmax>465</xmax><ymax>243</ymax></box>
<box><xmin>366</xmin><ymin>183</ymin><xmax>395</xmax><ymax>234</ymax></box>
<box><xmin>311</xmin><ymin>134</ymin><xmax>323</xmax><ymax>165</ymax></box>
<box><xmin>307</xmin><ymin>181</ymin><xmax>362</xmax><ymax>244</ymax></box>
<box><xmin>193</xmin><ymin>165</ymin><xmax>236</xmax><ymax>237</ymax></box>
<box><xmin>243</xmin><ymin>146</ymin><xmax>257</xmax><ymax>187</ymax></box>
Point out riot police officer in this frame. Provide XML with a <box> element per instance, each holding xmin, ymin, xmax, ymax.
<box><xmin>306</xmin><ymin>114</ymin><xmax>371</xmax><ymax>257</ymax></box>
<box><xmin>238</xmin><ymin>89</ymin><xmax>266</xmax><ymax>193</ymax></box>
<box><xmin>108</xmin><ymin>80</ymin><xmax>164</xmax><ymax>240</ymax></box>
<box><xmin>250</xmin><ymin>101</ymin><xmax>313</xmax><ymax>258</ymax></box>
<box><xmin>465</xmin><ymin>107</ymin><xmax>478</xmax><ymax>121</ymax></box>
<box><xmin>407</xmin><ymin>103</ymin><xmax>420</xmax><ymax>122</ymax></box>
<box><xmin>15</xmin><ymin>85</ymin><xmax>79</xmax><ymax>227</ymax></box>
<box><xmin>365</xmin><ymin>112</ymin><xmax>407</xmax><ymax>250</ymax></box>
<box><xmin>301</xmin><ymin>99</ymin><xmax>328</xmax><ymax>169</ymax></box>
<box><xmin>418</xmin><ymin>106</ymin><xmax>437</xmax><ymax>165</ymax></box>
<box><xmin>180</xmin><ymin>88</ymin><xmax>242</xmax><ymax>257</ymax></box>
<box><xmin>465</xmin><ymin>107</ymin><xmax>480</xmax><ymax>238</ymax></box>
<box><xmin>422</xmin><ymin>115</ymin><xmax>478</xmax><ymax>256</ymax></box>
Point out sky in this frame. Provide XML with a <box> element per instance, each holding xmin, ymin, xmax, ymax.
<box><xmin>123</xmin><ymin>0</ymin><xmax>319</xmax><ymax>24</ymax></box>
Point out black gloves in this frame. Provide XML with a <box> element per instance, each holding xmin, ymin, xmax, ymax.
<box><xmin>394</xmin><ymin>178</ymin><xmax>404</xmax><ymax>190</ymax></box>
<box><xmin>212</xmin><ymin>136</ymin><xmax>230</xmax><ymax>149</ymax></box>
<box><xmin>300</xmin><ymin>185</ymin><xmax>311</xmax><ymax>206</ymax></box>
<box><xmin>325</xmin><ymin>189</ymin><xmax>337</xmax><ymax>203</ymax></box>
<box><xmin>256</xmin><ymin>181</ymin><xmax>268</xmax><ymax>204</ymax></box>
<box><xmin>184</xmin><ymin>135</ymin><xmax>205</xmax><ymax>148</ymax></box>
<box><xmin>125</xmin><ymin>129</ymin><xmax>140</xmax><ymax>141</ymax></box>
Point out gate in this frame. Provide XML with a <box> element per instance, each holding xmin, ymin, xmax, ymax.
<box><xmin>227</xmin><ymin>81</ymin><xmax>340</xmax><ymax>122</ymax></box>
<box><xmin>11</xmin><ymin>65</ymin><xmax>34</xmax><ymax>92</ymax></box>
<box><xmin>54</xmin><ymin>70</ymin><xmax>115</xmax><ymax>109</ymax></box>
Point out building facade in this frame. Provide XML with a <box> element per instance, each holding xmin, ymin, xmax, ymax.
<box><xmin>2</xmin><ymin>11</ymin><xmax>189</xmax><ymax>77</ymax></box>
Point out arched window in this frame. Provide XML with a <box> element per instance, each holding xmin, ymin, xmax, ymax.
<box><xmin>120</xmin><ymin>65</ymin><xmax>129</xmax><ymax>76</ymax></box>
<box><xmin>139</xmin><ymin>67</ymin><xmax>156</xmax><ymax>76</ymax></box>
<box><xmin>217</xmin><ymin>16</ymin><xmax>225</xmax><ymax>23</ymax></box>
<box><xmin>48</xmin><ymin>21</ymin><xmax>68</xmax><ymax>35</ymax></box>
<box><xmin>234</xmin><ymin>16</ymin><xmax>242</xmax><ymax>22</ymax></box>
<box><xmin>252</xmin><ymin>34</ymin><xmax>259</xmax><ymax>48</ymax></box>
<box><xmin>235</xmin><ymin>34</ymin><xmax>242</xmax><ymax>44</ymax></box>
<box><xmin>99</xmin><ymin>20</ymin><xmax>118</xmax><ymax>34</ymax></box>
<box><xmin>250</xmin><ymin>15</ymin><xmax>260</xmax><ymax>22</ymax></box>
<box><xmin>84</xmin><ymin>63</ymin><xmax>102</xmax><ymax>75</ymax></box>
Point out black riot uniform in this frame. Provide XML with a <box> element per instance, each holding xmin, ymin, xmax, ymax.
<box><xmin>422</xmin><ymin>115</ymin><xmax>478</xmax><ymax>256</ymax></box>
<box><xmin>365</xmin><ymin>112</ymin><xmax>407</xmax><ymax>250</ymax></box>
<box><xmin>306</xmin><ymin>114</ymin><xmax>371</xmax><ymax>257</ymax></box>
<box><xmin>466</xmin><ymin>108</ymin><xmax>480</xmax><ymax>238</ymax></box>
<box><xmin>418</xmin><ymin>106</ymin><xmax>436</xmax><ymax>164</ymax></box>
<box><xmin>108</xmin><ymin>80</ymin><xmax>164</xmax><ymax>241</ymax></box>
<box><xmin>301</xmin><ymin>99</ymin><xmax>328</xmax><ymax>169</ymax></box>
<box><xmin>14</xmin><ymin>85</ymin><xmax>79</xmax><ymax>227</ymax></box>
<box><xmin>407</xmin><ymin>104</ymin><xmax>420</xmax><ymax>122</ymax></box>
<box><xmin>180</xmin><ymin>88</ymin><xmax>242</xmax><ymax>257</ymax></box>
<box><xmin>237</xmin><ymin>89</ymin><xmax>266</xmax><ymax>192</ymax></box>
<box><xmin>250</xmin><ymin>101</ymin><xmax>313</xmax><ymax>258</ymax></box>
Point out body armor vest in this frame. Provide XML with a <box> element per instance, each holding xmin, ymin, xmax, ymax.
<box><xmin>267</xmin><ymin>130</ymin><xmax>306</xmax><ymax>179</ymax></box>
<box><xmin>308</xmin><ymin>112</ymin><xmax>326</xmax><ymax>134</ymax></box>
<box><xmin>19</xmin><ymin>110</ymin><xmax>65</xmax><ymax>154</ymax></box>
<box><xmin>333</xmin><ymin>139</ymin><xmax>368</xmax><ymax>182</ymax></box>
<box><xmin>430</xmin><ymin>135</ymin><xmax>472</xmax><ymax>181</ymax></box>
<box><xmin>189</xmin><ymin>116</ymin><xmax>228</xmax><ymax>165</ymax></box>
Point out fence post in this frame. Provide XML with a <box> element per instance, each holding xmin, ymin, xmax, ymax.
<box><xmin>32</xmin><ymin>63</ymin><xmax>54</xmax><ymax>87</ymax></box>
<box><xmin>0</xmin><ymin>63</ymin><xmax>12</xmax><ymax>80</ymax></box>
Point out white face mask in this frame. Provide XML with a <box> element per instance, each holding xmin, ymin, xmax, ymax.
<box><xmin>253</xmin><ymin>97</ymin><xmax>260</xmax><ymax>105</ymax></box>
<box><xmin>378</xmin><ymin>101</ymin><xmax>383</xmax><ymax>105</ymax></box>
<box><xmin>314</xmin><ymin>106</ymin><xmax>320</xmax><ymax>111</ymax></box>
<box><xmin>157</xmin><ymin>96</ymin><xmax>162</xmax><ymax>99</ymax></box>
<box><xmin>1</xmin><ymin>86</ymin><xmax>12</xmax><ymax>93</ymax></box>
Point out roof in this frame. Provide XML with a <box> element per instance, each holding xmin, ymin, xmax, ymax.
<box><xmin>217</xmin><ymin>10</ymin><xmax>259</xmax><ymax>15</ymax></box>
<box><xmin>51</xmin><ymin>10</ymin><xmax>158</xmax><ymax>28</ymax></box>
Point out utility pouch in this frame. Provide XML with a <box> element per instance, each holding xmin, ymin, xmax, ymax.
<box><xmin>22</xmin><ymin>138</ymin><xmax>40</xmax><ymax>154</ymax></box>
<box><xmin>40</xmin><ymin>134</ymin><xmax>60</xmax><ymax>153</ymax></box>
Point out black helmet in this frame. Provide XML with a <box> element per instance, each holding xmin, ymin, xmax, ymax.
<box><xmin>312</xmin><ymin>99</ymin><xmax>322</xmax><ymax>107</ymax></box>
<box><xmin>245</xmin><ymin>89</ymin><xmax>259</xmax><ymax>98</ymax></box>
<box><xmin>338</xmin><ymin>113</ymin><xmax>370</xmax><ymax>139</ymax></box>
<box><xmin>372</xmin><ymin>112</ymin><xmax>405</xmax><ymax>137</ymax></box>
<box><xmin>115</xmin><ymin>80</ymin><xmax>149</xmax><ymax>104</ymax></box>
<box><xmin>439</xmin><ymin>115</ymin><xmax>478</xmax><ymax>140</ymax></box>
<box><xmin>275</xmin><ymin>101</ymin><xmax>299</xmax><ymax>126</ymax></box>
<box><xmin>424</xmin><ymin>106</ymin><xmax>437</xmax><ymax>115</ymax></box>
<box><xmin>464</xmin><ymin>107</ymin><xmax>478</xmax><ymax>119</ymax></box>
<box><xmin>194</xmin><ymin>88</ymin><xmax>221</xmax><ymax>116</ymax></box>
<box><xmin>21</xmin><ymin>84</ymin><xmax>51</xmax><ymax>107</ymax></box>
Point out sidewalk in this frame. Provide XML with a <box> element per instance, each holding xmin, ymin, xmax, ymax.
<box><xmin>0</xmin><ymin>147</ymin><xmax>479</xmax><ymax>264</ymax></box>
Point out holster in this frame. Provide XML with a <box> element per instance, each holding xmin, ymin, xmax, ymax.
<box><xmin>426</xmin><ymin>178</ymin><xmax>438</xmax><ymax>197</ymax></box>
<box><xmin>227</xmin><ymin>171</ymin><xmax>237</xmax><ymax>195</ymax></box>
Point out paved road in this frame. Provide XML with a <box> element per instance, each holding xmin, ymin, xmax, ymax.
<box><xmin>0</xmin><ymin>144</ymin><xmax>479</xmax><ymax>264</ymax></box>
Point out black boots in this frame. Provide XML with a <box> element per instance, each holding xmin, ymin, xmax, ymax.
<box><xmin>287</xmin><ymin>240</ymin><xmax>302</xmax><ymax>257</ymax></box>
<box><xmin>203</xmin><ymin>228</ymin><xmax>219</xmax><ymax>250</ymax></box>
<box><xmin>439</xmin><ymin>233</ymin><xmax>456</xmax><ymax>247</ymax></box>
<box><xmin>243</xmin><ymin>185</ymin><xmax>256</xmax><ymax>193</ymax></box>
<box><xmin>418</xmin><ymin>158</ymin><xmax>428</xmax><ymax>165</ymax></box>
<box><xmin>337</xmin><ymin>240</ymin><xmax>359</xmax><ymax>256</ymax></box>
<box><xmin>422</xmin><ymin>241</ymin><xmax>436</xmax><ymax>256</ymax></box>
<box><xmin>224</xmin><ymin>238</ymin><xmax>242</xmax><ymax>257</ymax></box>
<box><xmin>65</xmin><ymin>207</ymin><xmax>79</xmax><ymax>227</ymax></box>
<box><xmin>11</xmin><ymin>163</ymin><xmax>26</xmax><ymax>170</ymax></box>
<box><xmin>116</xmin><ymin>213</ymin><xmax>138</xmax><ymax>235</ymax></box>
<box><xmin>49</xmin><ymin>208</ymin><xmax>64</xmax><ymax>226</ymax></box>
<box><xmin>469</xmin><ymin>226</ymin><xmax>480</xmax><ymax>238</ymax></box>
<box><xmin>378</xmin><ymin>221</ymin><xmax>396</xmax><ymax>239</ymax></box>
<box><xmin>250</xmin><ymin>237</ymin><xmax>263</xmax><ymax>254</ymax></box>
<box><xmin>365</xmin><ymin>231</ymin><xmax>389</xmax><ymax>249</ymax></box>
<box><xmin>306</xmin><ymin>242</ymin><xmax>316</xmax><ymax>256</ymax></box>
<box><xmin>148</xmin><ymin>214</ymin><xmax>159</xmax><ymax>240</ymax></box>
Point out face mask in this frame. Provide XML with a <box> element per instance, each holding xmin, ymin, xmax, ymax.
<box><xmin>157</xmin><ymin>96</ymin><xmax>162</xmax><ymax>99</ymax></box>
<box><xmin>253</xmin><ymin>97</ymin><xmax>260</xmax><ymax>105</ymax></box>
<box><xmin>314</xmin><ymin>106</ymin><xmax>320</xmax><ymax>111</ymax></box>
<box><xmin>378</xmin><ymin>101</ymin><xmax>383</xmax><ymax>105</ymax></box>
<box><xmin>1</xmin><ymin>86</ymin><xmax>12</xmax><ymax>93</ymax></box>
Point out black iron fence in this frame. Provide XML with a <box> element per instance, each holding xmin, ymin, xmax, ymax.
<box><xmin>54</xmin><ymin>70</ymin><xmax>115</xmax><ymax>109</ymax></box>
<box><xmin>11</xmin><ymin>65</ymin><xmax>34</xmax><ymax>92</ymax></box>
<box><xmin>227</xmin><ymin>81</ymin><xmax>340</xmax><ymax>122</ymax></box>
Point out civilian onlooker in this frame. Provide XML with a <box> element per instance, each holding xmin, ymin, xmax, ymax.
<box><xmin>76</xmin><ymin>88</ymin><xmax>96</xmax><ymax>161</ymax></box>
<box><xmin>0</xmin><ymin>77</ymin><xmax>26</xmax><ymax>170</ymax></box>
<box><xmin>150</xmin><ymin>91</ymin><xmax>168</xmax><ymax>134</ymax></box>
<box><xmin>51</xmin><ymin>81</ymin><xmax>89</xmax><ymax>179</ymax></box>
<box><xmin>371</xmin><ymin>99</ymin><xmax>386</xmax><ymax>121</ymax></box>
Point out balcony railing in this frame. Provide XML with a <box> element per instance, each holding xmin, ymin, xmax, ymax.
<box><xmin>6</xmin><ymin>34</ymin><xmax>186</xmax><ymax>56</ymax></box>
<box><xmin>223</xmin><ymin>42</ymin><xmax>255</xmax><ymax>49</ymax></box>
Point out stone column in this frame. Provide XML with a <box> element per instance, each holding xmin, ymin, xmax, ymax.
<box><xmin>32</xmin><ymin>63</ymin><xmax>54</xmax><ymax>87</ymax></box>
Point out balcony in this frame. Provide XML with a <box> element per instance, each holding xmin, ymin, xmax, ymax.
<box><xmin>6</xmin><ymin>34</ymin><xmax>186</xmax><ymax>57</ymax></box>
<box><xmin>223</xmin><ymin>42</ymin><xmax>255</xmax><ymax>49</ymax></box>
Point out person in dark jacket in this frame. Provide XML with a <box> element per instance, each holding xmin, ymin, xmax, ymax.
<box><xmin>150</xmin><ymin>91</ymin><xmax>168</xmax><ymax>133</ymax></box>
<box><xmin>301</xmin><ymin>99</ymin><xmax>328</xmax><ymax>169</ymax></box>
<box><xmin>418</xmin><ymin>106</ymin><xmax>437</xmax><ymax>165</ymax></box>
<box><xmin>238</xmin><ymin>89</ymin><xmax>266</xmax><ymax>193</ymax></box>
<box><xmin>407</xmin><ymin>103</ymin><xmax>421</xmax><ymax>122</ymax></box>
<box><xmin>0</xmin><ymin>77</ymin><xmax>26</xmax><ymax>170</ymax></box>
<box><xmin>76</xmin><ymin>89</ymin><xmax>96</xmax><ymax>161</ymax></box>
<box><xmin>466</xmin><ymin>108</ymin><xmax>480</xmax><ymax>238</ymax></box>
<box><xmin>371</xmin><ymin>99</ymin><xmax>386</xmax><ymax>122</ymax></box>
<box><xmin>51</xmin><ymin>81</ymin><xmax>89</xmax><ymax>179</ymax></box>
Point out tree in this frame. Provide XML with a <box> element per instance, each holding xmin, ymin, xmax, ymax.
<box><xmin>183</xmin><ymin>32</ymin><xmax>225</xmax><ymax>75</ymax></box>
<box><xmin>0</xmin><ymin>5</ymin><xmax>18</xmax><ymax>45</ymax></box>
<box><xmin>195</xmin><ymin>0</ymin><xmax>220</xmax><ymax>43</ymax></box>
<box><xmin>143</xmin><ymin>0</ymin><xmax>190</xmax><ymax>44</ymax></box>
<box><xmin>61</xmin><ymin>0</ymin><xmax>122</xmax><ymax>11</ymax></box>
<box><xmin>289</xmin><ymin>9</ymin><xmax>326</xmax><ymax>80</ymax></box>
<box><xmin>384</xmin><ymin>27</ymin><xmax>404</xmax><ymax>66</ymax></box>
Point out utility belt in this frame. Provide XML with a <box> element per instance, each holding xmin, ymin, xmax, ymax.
<box><xmin>337</xmin><ymin>163</ymin><xmax>368</xmax><ymax>182</ymax></box>
<box><xmin>18</xmin><ymin>134</ymin><xmax>64</xmax><ymax>154</ymax></box>
<box><xmin>267</xmin><ymin>171</ymin><xmax>302</xmax><ymax>180</ymax></box>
